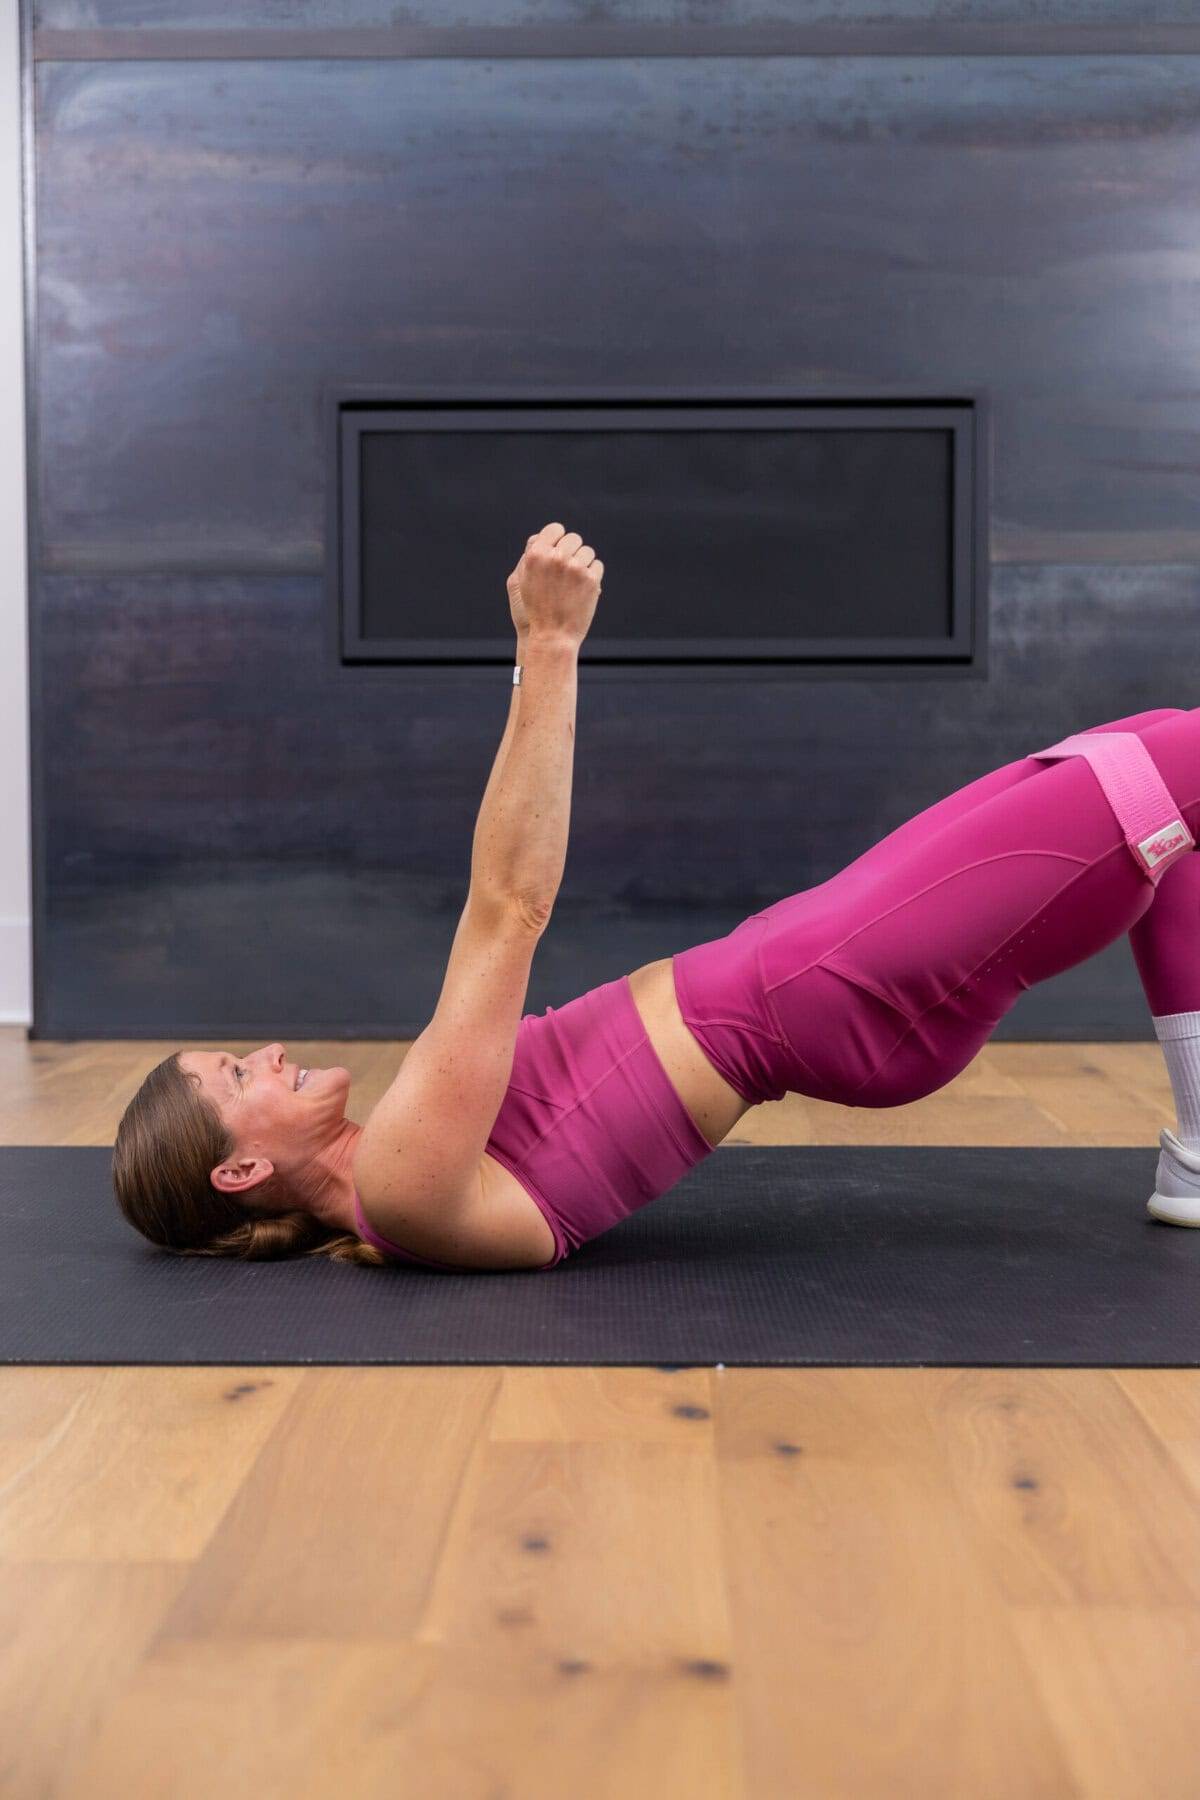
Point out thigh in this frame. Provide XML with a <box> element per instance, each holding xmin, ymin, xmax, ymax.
<box><xmin>757</xmin><ymin>708</ymin><xmax>1200</xmax><ymax>1106</ymax></box>
<box><xmin>758</xmin><ymin>845</ymin><xmax>1139</xmax><ymax>1107</ymax></box>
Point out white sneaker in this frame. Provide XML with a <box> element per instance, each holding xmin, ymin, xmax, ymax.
<box><xmin>1147</xmin><ymin>1126</ymin><xmax>1200</xmax><ymax>1226</ymax></box>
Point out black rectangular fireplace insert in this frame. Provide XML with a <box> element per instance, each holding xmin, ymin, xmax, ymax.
<box><xmin>326</xmin><ymin>387</ymin><xmax>988</xmax><ymax>681</ymax></box>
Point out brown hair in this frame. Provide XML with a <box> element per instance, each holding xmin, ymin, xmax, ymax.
<box><xmin>111</xmin><ymin>1052</ymin><xmax>385</xmax><ymax>1266</ymax></box>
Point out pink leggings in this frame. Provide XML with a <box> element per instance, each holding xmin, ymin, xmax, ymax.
<box><xmin>671</xmin><ymin>707</ymin><xmax>1200</xmax><ymax>1110</ymax></box>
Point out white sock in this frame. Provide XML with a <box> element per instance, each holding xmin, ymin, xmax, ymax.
<box><xmin>1152</xmin><ymin>1012</ymin><xmax>1200</xmax><ymax>1150</ymax></box>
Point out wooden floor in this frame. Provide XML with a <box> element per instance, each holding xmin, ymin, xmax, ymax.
<box><xmin>2</xmin><ymin>1029</ymin><xmax>1197</xmax><ymax>1798</ymax></box>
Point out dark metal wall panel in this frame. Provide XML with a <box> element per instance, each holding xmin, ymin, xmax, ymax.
<box><xmin>29</xmin><ymin>2</ymin><xmax>1200</xmax><ymax>65</ymax></box>
<box><xmin>39</xmin><ymin>563</ymin><xmax>1199</xmax><ymax>1038</ymax></box>
<box><xmin>24</xmin><ymin>23</ymin><xmax>1200</xmax><ymax>1038</ymax></box>
<box><xmin>32</xmin><ymin>4</ymin><xmax>1200</xmax><ymax>25</ymax></box>
<box><xmin>32</xmin><ymin>56</ymin><xmax>1200</xmax><ymax>574</ymax></box>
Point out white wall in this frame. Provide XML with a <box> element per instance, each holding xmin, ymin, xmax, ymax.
<box><xmin>0</xmin><ymin>0</ymin><xmax>31</xmax><ymax>1025</ymax></box>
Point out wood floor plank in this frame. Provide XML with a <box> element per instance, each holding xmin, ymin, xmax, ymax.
<box><xmin>714</xmin><ymin>1369</ymin><xmax>1073</xmax><ymax>1798</ymax></box>
<box><xmin>924</xmin><ymin>1369</ymin><xmax>1200</xmax><ymax>1607</ymax></box>
<box><xmin>0</xmin><ymin>1367</ymin><xmax>300</xmax><ymax>1562</ymax></box>
<box><xmin>1008</xmin><ymin>1606</ymin><xmax>1200</xmax><ymax>1800</ymax></box>
<box><xmin>489</xmin><ymin>1364</ymin><xmax>721</xmax><ymax>1445</ymax></box>
<box><xmin>1111</xmin><ymin>1371</ymin><xmax>1200</xmax><ymax>1509</ymax></box>
<box><xmin>151</xmin><ymin>1368</ymin><xmax>501</xmax><ymax>1641</ymax></box>
<box><xmin>0</xmin><ymin>1563</ymin><xmax>191</xmax><ymax>1800</ymax></box>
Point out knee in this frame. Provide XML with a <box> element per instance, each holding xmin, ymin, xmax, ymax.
<box><xmin>1082</xmin><ymin>708</ymin><xmax>1185</xmax><ymax>738</ymax></box>
<box><xmin>1137</xmin><ymin>708</ymin><xmax>1188</xmax><ymax>728</ymax></box>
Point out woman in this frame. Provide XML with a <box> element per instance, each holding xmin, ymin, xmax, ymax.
<box><xmin>114</xmin><ymin>523</ymin><xmax>1200</xmax><ymax>1270</ymax></box>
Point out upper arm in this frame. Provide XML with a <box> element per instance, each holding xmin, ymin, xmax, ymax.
<box><xmin>352</xmin><ymin>888</ymin><xmax>546</xmax><ymax>1260</ymax></box>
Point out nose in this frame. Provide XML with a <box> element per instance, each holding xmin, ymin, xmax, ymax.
<box><xmin>253</xmin><ymin>1043</ymin><xmax>286</xmax><ymax>1071</ymax></box>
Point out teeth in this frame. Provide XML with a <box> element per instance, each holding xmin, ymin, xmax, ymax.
<box><xmin>296</xmin><ymin>1068</ymin><xmax>308</xmax><ymax>1090</ymax></box>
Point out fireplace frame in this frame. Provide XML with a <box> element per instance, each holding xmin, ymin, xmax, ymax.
<box><xmin>324</xmin><ymin>384</ymin><xmax>990</xmax><ymax>684</ymax></box>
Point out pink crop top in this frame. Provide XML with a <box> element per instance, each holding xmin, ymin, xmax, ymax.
<box><xmin>352</xmin><ymin>973</ymin><xmax>716</xmax><ymax>1271</ymax></box>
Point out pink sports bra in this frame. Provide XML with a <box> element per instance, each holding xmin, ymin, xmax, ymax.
<box><xmin>351</xmin><ymin>973</ymin><xmax>715</xmax><ymax>1272</ymax></box>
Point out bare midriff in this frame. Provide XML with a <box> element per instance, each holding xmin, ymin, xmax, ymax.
<box><xmin>480</xmin><ymin>956</ymin><xmax>753</xmax><ymax>1228</ymax></box>
<box><xmin>626</xmin><ymin>957</ymin><xmax>756</xmax><ymax>1148</ymax></box>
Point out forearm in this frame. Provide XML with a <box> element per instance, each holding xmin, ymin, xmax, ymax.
<box><xmin>472</xmin><ymin>631</ymin><xmax>527</xmax><ymax>837</ymax></box>
<box><xmin>469</xmin><ymin>631</ymin><xmax>579</xmax><ymax>912</ymax></box>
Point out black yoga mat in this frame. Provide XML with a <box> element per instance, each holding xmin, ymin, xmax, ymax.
<box><xmin>0</xmin><ymin>1144</ymin><xmax>1195</xmax><ymax>1367</ymax></box>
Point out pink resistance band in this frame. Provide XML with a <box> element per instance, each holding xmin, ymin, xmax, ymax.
<box><xmin>1031</xmin><ymin>731</ymin><xmax>1195</xmax><ymax>884</ymax></box>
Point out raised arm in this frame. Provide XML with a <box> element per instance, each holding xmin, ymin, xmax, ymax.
<box><xmin>353</xmin><ymin>527</ymin><xmax>602</xmax><ymax>1264</ymax></box>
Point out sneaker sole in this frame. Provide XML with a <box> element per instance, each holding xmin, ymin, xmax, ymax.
<box><xmin>1147</xmin><ymin>1192</ymin><xmax>1200</xmax><ymax>1226</ymax></box>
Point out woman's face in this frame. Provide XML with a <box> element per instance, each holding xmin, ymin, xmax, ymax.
<box><xmin>176</xmin><ymin>1043</ymin><xmax>353</xmax><ymax>1200</ymax></box>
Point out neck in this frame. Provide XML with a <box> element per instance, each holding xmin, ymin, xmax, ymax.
<box><xmin>292</xmin><ymin>1118</ymin><xmax>366</xmax><ymax>1238</ymax></box>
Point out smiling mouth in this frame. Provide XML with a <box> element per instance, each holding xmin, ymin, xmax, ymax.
<box><xmin>295</xmin><ymin>1067</ymin><xmax>310</xmax><ymax>1090</ymax></box>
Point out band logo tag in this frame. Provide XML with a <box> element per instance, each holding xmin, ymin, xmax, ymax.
<box><xmin>1138</xmin><ymin>821</ymin><xmax>1191</xmax><ymax>869</ymax></box>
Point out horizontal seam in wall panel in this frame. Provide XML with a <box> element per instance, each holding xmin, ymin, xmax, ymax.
<box><xmin>31</xmin><ymin>26</ymin><xmax>1200</xmax><ymax>62</ymax></box>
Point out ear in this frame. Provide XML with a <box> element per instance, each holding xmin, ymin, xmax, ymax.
<box><xmin>210</xmin><ymin>1155</ymin><xmax>275</xmax><ymax>1197</ymax></box>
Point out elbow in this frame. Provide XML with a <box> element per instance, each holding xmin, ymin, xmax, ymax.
<box><xmin>512</xmin><ymin>889</ymin><xmax>555</xmax><ymax>934</ymax></box>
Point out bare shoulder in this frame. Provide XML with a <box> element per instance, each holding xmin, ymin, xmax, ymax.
<box><xmin>354</xmin><ymin>1146</ymin><xmax>558</xmax><ymax>1271</ymax></box>
<box><xmin>350</xmin><ymin>887</ymin><xmax>558</xmax><ymax>1269</ymax></box>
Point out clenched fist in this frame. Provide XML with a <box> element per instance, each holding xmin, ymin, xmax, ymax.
<box><xmin>506</xmin><ymin>523</ymin><xmax>604</xmax><ymax>647</ymax></box>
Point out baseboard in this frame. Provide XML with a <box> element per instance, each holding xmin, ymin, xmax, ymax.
<box><xmin>0</xmin><ymin>917</ymin><xmax>31</xmax><ymax>1025</ymax></box>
